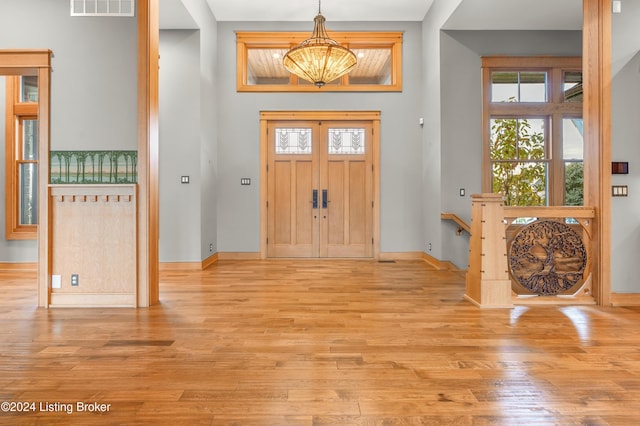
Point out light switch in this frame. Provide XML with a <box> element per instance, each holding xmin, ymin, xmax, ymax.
<box><xmin>612</xmin><ymin>185</ymin><xmax>628</xmax><ymax>196</ymax></box>
<box><xmin>181</xmin><ymin>176</ymin><xmax>190</xmax><ymax>184</ymax></box>
<box><xmin>241</xmin><ymin>178</ymin><xmax>251</xmax><ymax>185</ymax></box>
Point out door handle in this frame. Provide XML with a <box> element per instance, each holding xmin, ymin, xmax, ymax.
<box><xmin>322</xmin><ymin>189</ymin><xmax>328</xmax><ymax>209</ymax></box>
<box><xmin>312</xmin><ymin>189</ymin><xmax>318</xmax><ymax>209</ymax></box>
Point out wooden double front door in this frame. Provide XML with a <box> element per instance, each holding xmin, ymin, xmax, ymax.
<box><xmin>266</xmin><ymin>117</ymin><xmax>376</xmax><ymax>258</ymax></box>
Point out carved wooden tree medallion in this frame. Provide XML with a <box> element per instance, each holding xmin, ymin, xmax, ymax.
<box><xmin>509</xmin><ymin>220</ymin><xmax>587</xmax><ymax>295</ymax></box>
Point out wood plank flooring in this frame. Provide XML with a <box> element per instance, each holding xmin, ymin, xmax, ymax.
<box><xmin>1</xmin><ymin>260</ymin><xmax>640</xmax><ymax>425</ymax></box>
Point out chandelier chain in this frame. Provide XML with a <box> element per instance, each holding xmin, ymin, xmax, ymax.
<box><xmin>282</xmin><ymin>0</ymin><xmax>357</xmax><ymax>87</ymax></box>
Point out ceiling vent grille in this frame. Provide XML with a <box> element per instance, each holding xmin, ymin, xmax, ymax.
<box><xmin>70</xmin><ymin>0</ymin><xmax>135</xmax><ymax>17</ymax></box>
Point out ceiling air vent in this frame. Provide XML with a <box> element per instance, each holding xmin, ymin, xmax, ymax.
<box><xmin>70</xmin><ymin>0</ymin><xmax>135</xmax><ymax>17</ymax></box>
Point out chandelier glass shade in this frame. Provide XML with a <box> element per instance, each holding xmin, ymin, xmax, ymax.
<box><xmin>283</xmin><ymin>7</ymin><xmax>357</xmax><ymax>87</ymax></box>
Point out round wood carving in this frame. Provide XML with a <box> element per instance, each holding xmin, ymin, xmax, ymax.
<box><xmin>509</xmin><ymin>220</ymin><xmax>587</xmax><ymax>295</ymax></box>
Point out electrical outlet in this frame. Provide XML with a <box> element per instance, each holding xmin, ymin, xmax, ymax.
<box><xmin>613</xmin><ymin>0</ymin><xmax>622</xmax><ymax>13</ymax></box>
<box><xmin>209</xmin><ymin>243</ymin><xmax>214</xmax><ymax>252</ymax></box>
<box><xmin>71</xmin><ymin>274</ymin><xmax>79</xmax><ymax>286</ymax></box>
<box><xmin>428</xmin><ymin>243</ymin><xmax>432</xmax><ymax>252</ymax></box>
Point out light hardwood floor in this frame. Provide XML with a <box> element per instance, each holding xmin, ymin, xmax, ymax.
<box><xmin>1</xmin><ymin>260</ymin><xmax>640</xmax><ymax>425</ymax></box>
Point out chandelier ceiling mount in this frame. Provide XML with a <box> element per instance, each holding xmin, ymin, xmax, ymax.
<box><xmin>282</xmin><ymin>0</ymin><xmax>357</xmax><ymax>87</ymax></box>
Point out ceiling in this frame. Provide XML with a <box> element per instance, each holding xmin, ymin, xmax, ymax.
<box><xmin>443</xmin><ymin>0</ymin><xmax>582</xmax><ymax>31</ymax></box>
<box><xmin>159</xmin><ymin>0</ymin><xmax>582</xmax><ymax>30</ymax></box>
<box><xmin>205</xmin><ymin>0</ymin><xmax>435</xmax><ymax>22</ymax></box>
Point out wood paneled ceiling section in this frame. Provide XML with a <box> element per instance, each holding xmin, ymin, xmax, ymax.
<box><xmin>247</xmin><ymin>48</ymin><xmax>290</xmax><ymax>81</ymax></box>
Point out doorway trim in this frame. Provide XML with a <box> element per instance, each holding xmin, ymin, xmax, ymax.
<box><xmin>260</xmin><ymin>111</ymin><xmax>381</xmax><ymax>259</ymax></box>
<box><xmin>137</xmin><ymin>0</ymin><xmax>159</xmax><ymax>306</ymax></box>
<box><xmin>0</xmin><ymin>50</ymin><xmax>52</xmax><ymax>307</ymax></box>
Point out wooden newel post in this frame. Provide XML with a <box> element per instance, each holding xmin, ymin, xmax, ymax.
<box><xmin>465</xmin><ymin>193</ymin><xmax>513</xmax><ymax>308</ymax></box>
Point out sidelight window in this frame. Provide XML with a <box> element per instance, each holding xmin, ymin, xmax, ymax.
<box><xmin>5</xmin><ymin>76</ymin><xmax>39</xmax><ymax>239</ymax></box>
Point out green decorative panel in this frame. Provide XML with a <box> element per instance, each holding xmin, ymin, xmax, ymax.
<box><xmin>50</xmin><ymin>151</ymin><xmax>137</xmax><ymax>184</ymax></box>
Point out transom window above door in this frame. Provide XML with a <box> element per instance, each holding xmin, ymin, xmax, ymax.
<box><xmin>236</xmin><ymin>32</ymin><xmax>403</xmax><ymax>92</ymax></box>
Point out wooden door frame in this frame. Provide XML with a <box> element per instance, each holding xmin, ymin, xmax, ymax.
<box><xmin>260</xmin><ymin>111</ymin><xmax>381</xmax><ymax>259</ymax></box>
<box><xmin>0</xmin><ymin>50</ymin><xmax>52</xmax><ymax>307</ymax></box>
<box><xmin>138</xmin><ymin>0</ymin><xmax>159</xmax><ymax>306</ymax></box>
<box><xmin>582</xmin><ymin>0</ymin><xmax>611</xmax><ymax>306</ymax></box>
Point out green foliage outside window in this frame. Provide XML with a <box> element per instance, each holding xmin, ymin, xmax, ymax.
<box><xmin>564</xmin><ymin>162</ymin><xmax>584</xmax><ymax>206</ymax></box>
<box><xmin>491</xmin><ymin>117</ymin><xmax>546</xmax><ymax>206</ymax></box>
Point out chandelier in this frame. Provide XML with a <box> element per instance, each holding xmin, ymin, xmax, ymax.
<box><xmin>283</xmin><ymin>1</ymin><xmax>357</xmax><ymax>87</ymax></box>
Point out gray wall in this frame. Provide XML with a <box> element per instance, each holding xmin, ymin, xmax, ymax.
<box><xmin>189</xmin><ymin>1</ymin><xmax>219</xmax><ymax>261</ymax></box>
<box><xmin>215</xmin><ymin>21</ymin><xmax>424</xmax><ymax>253</ymax></box>
<box><xmin>159</xmin><ymin>30</ymin><xmax>202</xmax><ymax>262</ymax></box>
<box><xmin>0</xmin><ymin>2</ymin><xmax>137</xmax><ymax>151</ymax></box>
<box><xmin>611</xmin><ymin>4</ymin><xmax>640</xmax><ymax>293</ymax></box>
<box><xmin>159</xmin><ymin>1</ymin><xmax>218</xmax><ymax>263</ymax></box>
<box><xmin>438</xmin><ymin>32</ymin><xmax>479</xmax><ymax>268</ymax></box>
<box><xmin>159</xmin><ymin>0</ymin><xmax>219</xmax><ymax>262</ymax></box>
<box><xmin>438</xmin><ymin>30</ymin><xmax>582</xmax><ymax>268</ymax></box>
<box><xmin>421</xmin><ymin>1</ymin><xmax>457</xmax><ymax>264</ymax></box>
<box><xmin>0</xmin><ymin>0</ymin><xmax>137</xmax><ymax>262</ymax></box>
